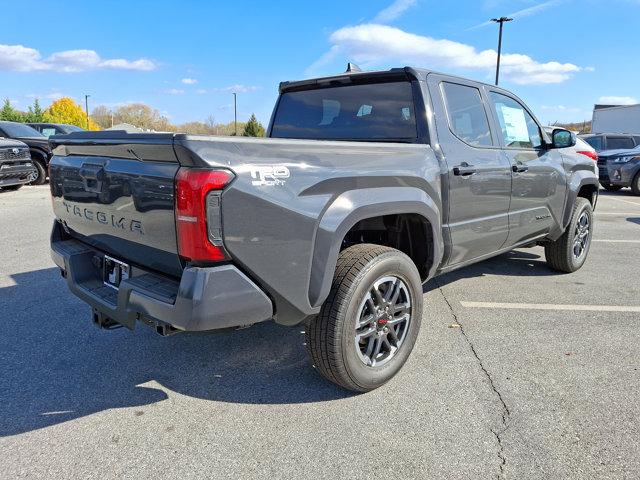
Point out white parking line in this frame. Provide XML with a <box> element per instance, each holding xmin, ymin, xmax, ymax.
<box><xmin>599</xmin><ymin>196</ymin><xmax>640</xmax><ymax>207</ymax></box>
<box><xmin>595</xmin><ymin>212</ymin><xmax>640</xmax><ymax>216</ymax></box>
<box><xmin>460</xmin><ymin>301</ymin><xmax>640</xmax><ymax>313</ymax></box>
<box><xmin>592</xmin><ymin>239</ymin><xmax>640</xmax><ymax>243</ymax></box>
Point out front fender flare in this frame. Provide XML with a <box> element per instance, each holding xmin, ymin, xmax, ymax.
<box><xmin>308</xmin><ymin>187</ymin><xmax>443</xmax><ymax>308</ymax></box>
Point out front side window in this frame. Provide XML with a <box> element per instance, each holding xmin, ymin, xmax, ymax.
<box><xmin>489</xmin><ymin>92</ymin><xmax>542</xmax><ymax>149</ymax></box>
<box><xmin>271</xmin><ymin>81</ymin><xmax>418</xmax><ymax>142</ymax></box>
<box><xmin>441</xmin><ymin>82</ymin><xmax>493</xmax><ymax>147</ymax></box>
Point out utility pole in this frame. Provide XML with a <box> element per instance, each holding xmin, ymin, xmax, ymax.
<box><xmin>233</xmin><ymin>92</ymin><xmax>238</xmax><ymax>136</ymax></box>
<box><xmin>491</xmin><ymin>17</ymin><xmax>513</xmax><ymax>86</ymax></box>
<box><xmin>84</xmin><ymin>94</ymin><xmax>91</xmax><ymax>129</ymax></box>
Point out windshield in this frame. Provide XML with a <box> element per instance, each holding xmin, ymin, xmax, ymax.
<box><xmin>63</xmin><ymin>125</ymin><xmax>84</xmax><ymax>133</ymax></box>
<box><xmin>271</xmin><ymin>81</ymin><xmax>418</xmax><ymax>142</ymax></box>
<box><xmin>0</xmin><ymin>122</ymin><xmax>44</xmax><ymax>137</ymax></box>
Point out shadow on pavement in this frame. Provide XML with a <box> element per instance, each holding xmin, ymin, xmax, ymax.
<box><xmin>626</xmin><ymin>217</ymin><xmax>640</xmax><ymax>226</ymax></box>
<box><xmin>425</xmin><ymin>248</ymin><xmax>553</xmax><ymax>291</ymax></box>
<box><xmin>0</xmin><ymin>267</ymin><xmax>350</xmax><ymax>437</ymax></box>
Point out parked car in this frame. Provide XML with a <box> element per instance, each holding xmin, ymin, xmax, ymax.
<box><xmin>27</xmin><ymin>123</ymin><xmax>85</xmax><ymax>137</ymax></box>
<box><xmin>580</xmin><ymin>133</ymin><xmax>640</xmax><ymax>152</ymax></box>
<box><xmin>544</xmin><ymin>126</ymin><xmax>598</xmax><ymax>162</ymax></box>
<box><xmin>0</xmin><ymin>121</ymin><xmax>52</xmax><ymax>185</ymax></box>
<box><xmin>595</xmin><ymin>144</ymin><xmax>640</xmax><ymax>193</ymax></box>
<box><xmin>48</xmin><ymin>66</ymin><xmax>598</xmax><ymax>392</ymax></box>
<box><xmin>0</xmin><ymin>138</ymin><xmax>36</xmax><ymax>190</ymax></box>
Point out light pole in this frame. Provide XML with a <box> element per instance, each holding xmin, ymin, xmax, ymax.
<box><xmin>233</xmin><ymin>92</ymin><xmax>237</xmax><ymax>136</ymax></box>
<box><xmin>84</xmin><ymin>94</ymin><xmax>91</xmax><ymax>129</ymax></box>
<box><xmin>491</xmin><ymin>17</ymin><xmax>513</xmax><ymax>86</ymax></box>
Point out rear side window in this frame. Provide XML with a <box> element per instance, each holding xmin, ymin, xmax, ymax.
<box><xmin>607</xmin><ymin>136</ymin><xmax>635</xmax><ymax>150</ymax></box>
<box><xmin>441</xmin><ymin>82</ymin><xmax>493</xmax><ymax>147</ymax></box>
<box><xmin>271</xmin><ymin>82</ymin><xmax>418</xmax><ymax>142</ymax></box>
<box><xmin>584</xmin><ymin>136</ymin><xmax>603</xmax><ymax>151</ymax></box>
<box><xmin>489</xmin><ymin>92</ymin><xmax>542</xmax><ymax>149</ymax></box>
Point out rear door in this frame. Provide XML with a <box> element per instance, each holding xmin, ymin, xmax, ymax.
<box><xmin>485</xmin><ymin>89</ymin><xmax>566</xmax><ymax>246</ymax></box>
<box><xmin>427</xmin><ymin>74</ymin><xmax>511</xmax><ymax>266</ymax></box>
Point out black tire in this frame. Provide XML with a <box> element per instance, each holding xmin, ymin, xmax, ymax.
<box><xmin>545</xmin><ymin>198</ymin><xmax>593</xmax><ymax>273</ymax></box>
<box><xmin>306</xmin><ymin>244</ymin><xmax>423</xmax><ymax>392</ymax></box>
<box><xmin>631</xmin><ymin>172</ymin><xmax>640</xmax><ymax>196</ymax></box>
<box><xmin>29</xmin><ymin>159</ymin><xmax>47</xmax><ymax>185</ymax></box>
<box><xmin>1</xmin><ymin>184</ymin><xmax>23</xmax><ymax>191</ymax></box>
<box><xmin>601</xmin><ymin>183</ymin><xmax>622</xmax><ymax>192</ymax></box>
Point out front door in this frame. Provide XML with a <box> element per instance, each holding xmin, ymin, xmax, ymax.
<box><xmin>485</xmin><ymin>90</ymin><xmax>566</xmax><ymax>246</ymax></box>
<box><xmin>427</xmin><ymin>75</ymin><xmax>512</xmax><ymax>266</ymax></box>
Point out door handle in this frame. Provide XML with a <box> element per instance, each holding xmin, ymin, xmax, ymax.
<box><xmin>512</xmin><ymin>163</ymin><xmax>529</xmax><ymax>173</ymax></box>
<box><xmin>453</xmin><ymin>163</ymin><xmax>477</xmax><ymax>176</ymax></box>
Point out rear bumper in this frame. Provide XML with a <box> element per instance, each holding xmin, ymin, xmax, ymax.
<box><xmin>50</xmin><ymin>223</ymin><xmax>273</xmax><ymax>332</ymax></box>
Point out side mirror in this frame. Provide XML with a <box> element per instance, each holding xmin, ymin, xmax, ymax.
<box><xmin>552</xmin><ymin>128</ymin><xmax>576</xmax><ymax>149</ymax></box>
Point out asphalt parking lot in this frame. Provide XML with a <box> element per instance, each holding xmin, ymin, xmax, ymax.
<box><xmin>1</xmin><ymin>186</ymin><xmax>639</xmax><ymax>479</ymax></box>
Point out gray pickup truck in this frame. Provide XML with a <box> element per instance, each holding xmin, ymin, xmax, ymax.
<box><xmin>49</xmin><ymin>67</ymin><xmax>598</xmax><ymax>392</ymax></box>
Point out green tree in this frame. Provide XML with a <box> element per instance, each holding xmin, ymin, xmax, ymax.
<box><xmin>242</xmin><ymin>114</ymin><xmax>265</xmax><ymax>137</ymax></box>
<box><xmin>0</xmin><ymin>99</ymin><xmax>25</xmax><ymax>122</ymax></box>
<box><xmin>25</xmin><ymin>99</ymin><xmax>44</xmax><ymax>123</ymax></box>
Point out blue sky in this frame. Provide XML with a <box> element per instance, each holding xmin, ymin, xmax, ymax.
<box><xmin>1</xmin><ymin>0</ymin><xmax>639</xmax><ymax>126</ymax></box>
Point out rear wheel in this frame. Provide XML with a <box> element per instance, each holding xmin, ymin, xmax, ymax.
<box><xmin>631</xmin><ymin>173</ymin><xmax>640</xmax><ymax>196</ymax></box>
<box><xmin>306</xmin><ymin>244</ymin><xmax>423</xmax><ymax>392</ymax></box>
<box><xmin>29</xmin><ymin>158</ymin><xmax>47</xmax><ymax>185</ymax></box>
<box><xmin>601</xmin><ymin>183</ymin><xmax>622</xmax><ymax>192</ymax></box>
<box><xmin>545</xmin><ymin>198</ymin><xmax>593</xmax><ymax>273</ymax></box>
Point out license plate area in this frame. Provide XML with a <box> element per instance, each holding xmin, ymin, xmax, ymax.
<box><xmin>103</xmin><ymin>255</ymin><xmax>130</xmax><ymax>290</ymax></box>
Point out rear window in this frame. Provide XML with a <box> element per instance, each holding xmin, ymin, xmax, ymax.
<box><xmin>607</xmin><ymin>136</ymin><xmax>634</xmax><ymax>150</ymax></box>
<box><xmin>271</xmin><ymin>82</ymin><xmax>418</xmax><ymax>142</ymax></box>
<box><xmin>0</xmin><ymin>122</ymin><xmax>44</xmax><ymax>137</ymax></box>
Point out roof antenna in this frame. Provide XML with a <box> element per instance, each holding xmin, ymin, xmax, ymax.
<box><xmin>345</xmin><ymin>62</ymin><xmax>362</xmax><ymax>73</ymax></box>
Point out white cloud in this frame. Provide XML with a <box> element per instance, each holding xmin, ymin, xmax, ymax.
<box><xmin>195</xmin><ymin>88</ymin><xmax>208</xmax><ymax>94</ymax></box>
<box><xmin>0</xmin><ymin>43</ymin><xmax>157</xmax><ymax>72</ymax></box>
<box><xmin>308</xmin><ymin>24</ymin><xmax>582</xmax><ymax>85</ymax></box>
<box><xmin>540</xmin><ymin>105</ymin><xmax>584</xmax><ymax>113</ymax></box>
<box><xmin>181</xmin><ymin>77</ymin><xmax>198</xmax><ymax>84</ymax></box>
<box><xmin>163</xmin><ymin>88</ymin><xmax>185</xmax><ymax>95</ymax></box>
<box><xmin>215</xmin><ymin>85</ymin><xmax>261</xmax><ymax>93</ymax></box>
<box><xmin>597</xmin><ymin>96</ymin><xmax>638</xmax><ymax>105</ymax></box>
<box><xmin>471</xmin><ymin>0</ymin><xmax>565</xmax><ymax>29</ymax></box>
<box><xmin>373</xmin><ymin>0</ymin><xmax>417</xmax><ymax>23</ymax></box>
<box><xmin>26</xmin><ymin>91</ymin><xmax>65</xmax><ymax>100</ymax></box>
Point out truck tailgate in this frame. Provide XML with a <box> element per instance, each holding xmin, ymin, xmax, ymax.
<box><xmin>49</xmin><ymin>135</ymin><xmax>182</xmax><ymax>277</ymax></box>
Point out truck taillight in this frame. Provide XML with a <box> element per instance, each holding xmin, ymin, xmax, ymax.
<box><xmin>175</xmin><ymin>168</ymin><xmax>234</xmax><ymax>263</ymax></box>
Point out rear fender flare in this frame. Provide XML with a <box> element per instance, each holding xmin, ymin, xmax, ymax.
<box><xmin>308</xmin><ymin>187</ymin><xmax>443</xmax><ymax>307</ymax></box>
<box><xmin>562</xmin><ymin>172</ymin><xmax>599</xmax><ymax>229</ymax></box>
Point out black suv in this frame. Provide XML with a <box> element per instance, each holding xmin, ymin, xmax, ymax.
<box><xmin>27</xmin><ymin>123</ymin><xmax>85</xmax><ymax>138</ymax></box>
<box><xmin>580</xmin><ymin>133</ymin><xmax>640</xmax><ymax>152</ymax></box>
<box><xmin>0</xmin><ymin>121</ymin><xmax>52</xmax><ymax>185</ymax></box>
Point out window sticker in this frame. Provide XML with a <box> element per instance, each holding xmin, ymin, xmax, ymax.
<box><xmin>500</xmin><ymin>105</ymin><xmax>530</xmax><ymax>143</ymax></box>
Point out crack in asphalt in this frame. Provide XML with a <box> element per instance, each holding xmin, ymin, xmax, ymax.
<box><xmin>435</xmin><ymin>281</ymin><xmax>510</xmax><ymax>479</ymax></box>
